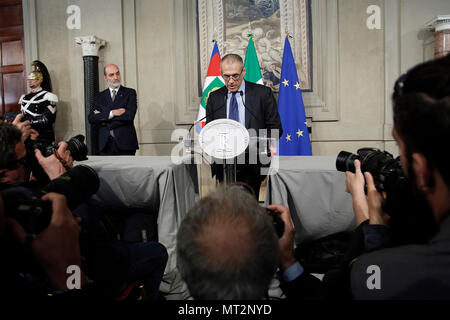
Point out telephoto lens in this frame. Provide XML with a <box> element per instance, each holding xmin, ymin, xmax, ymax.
<box><xmin>335</xmin><ymin>151</ymin><xmax>359</xmax><ymax>173</ymax></box>
<box><xmin>66</xmin><ymin>134</ymin><xmax>88</xmax><ymax>161</ymax></box>
<box><xmin>42</xmin><ymin>164</ymin><xmax>100</xmax><ymax>210</ymax></box>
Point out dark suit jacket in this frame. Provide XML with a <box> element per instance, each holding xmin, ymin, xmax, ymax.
<box><xmin>205</xmin><ymin>81</ymin><xmax>283</xmax><ymax>185</ymax></box>
<box><xmin>205</xmin><ymin>80</ymin><xmax>283</xmax><ymax>138</ymax></box>
<box><xmin>88</xmin><ymin>86</ymin><xmax>139</xmax><ymax>152</ymax></box>
<box><xmin>350</xmin><ymin>212</ymin><xmax>450</xmax><ymax>299</ymax></box>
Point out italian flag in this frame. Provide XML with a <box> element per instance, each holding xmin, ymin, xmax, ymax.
<box><xmin>195</xmin><ymin>41</ymin><xmax>225</xmax><ymax>134</ymax></box>
<box><xmin>244</xmin><ymin>35</ymin><xmax>264</xmax><ymax>85</ymax></box>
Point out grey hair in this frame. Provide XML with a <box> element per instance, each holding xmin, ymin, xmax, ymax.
<box><xmin>176</xmin><ymin>186</ymin><xmax>279</xmax><ymax>300</ymax></box>
<box><xmin>221</xmin><ymin>54</ymin><xmax>244</xmax><ymax>70</ymax></box>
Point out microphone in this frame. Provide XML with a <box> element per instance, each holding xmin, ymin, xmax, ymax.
<box><xmin>186</xmin><ymin>93</ymin><xmax>227</xmax><ymax>148</ymax></box>
<box><xmin>238</xmin><ymin>90</ymin><xmax>262</xmax><ymax>124</ymax></box>
<box><xmin>238</xmin><ymin>91</ymin><xmax>274</xmax><ymax>156</ymax></box>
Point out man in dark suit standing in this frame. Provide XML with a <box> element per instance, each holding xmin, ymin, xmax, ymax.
<box><xmin>88</xmin><ymin>64</ymin><xmax>139</xmax><ymax>155</ymax></box>
<box><xmin>206</xmin><ymin>54</ymin><xmax>283</xmax><ymax>199</ymax></box>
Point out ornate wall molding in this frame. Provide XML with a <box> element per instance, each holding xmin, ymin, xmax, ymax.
<box><xmin>22</xmin><ymin>0</ymin><xmax>38</xmax><ymax>75</ymax></box>
<box><xmin>198</xmin><ymin>0</ymin><xmax>339</xmax><ymax>121</ymax></box>
<box><xmin>173</xmin><ymin>0</ymin><xmax>202</xmax><ymax>124</ymax></box>
<box><xmin>302</xmin><ymin>0</ymin><xmax>339</xmax><ymax>121</ymax></box>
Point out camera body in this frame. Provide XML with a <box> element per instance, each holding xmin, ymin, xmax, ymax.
<box><xmin>336</xmin><ymin>148</ymin><xmax>408</xmax><ymax>215</ymax></box>
<box><xmin>336</xmin><ymin>147</ymin><xmax>438</xmax><ymax>244</ymax></box>
<box><xmin>1</xmin><ymin>186</ymin><xmax>52</xmax><ymax>234</ymax></box>
<box><xmin>2</xmin><ymin>111</ymin><xmax>49</xmax><ymax>130</ymax></box>
<box><xmin>266</xmin><ymin>208</ymin><xmax>285</xmax><ymax>238</ymax></box>
<box><xmin>336</xmin><ymin>148</ymin><xmax>406</xmax><ymax>194</ymax></box>
<box><xmin>1</xmin><ymin>111</ymin><xmax>88</xmax><ymax>161</ymax></box>
<box><xmin>1</xmin><ymin>165</ymin><xmax>100</xmax><ymax>234</ymax></box>
<box><xmin>24</xmin><ymin>113</ymin><xmax>50</xmax><ymax>130</ymax></box>
<box><xmin>228</xmin><ymin>182</ymin><xmax>285</xmax><ymax>238</ymax></box>
<box><xmin>31</xmin><ymin>134</ymin><xmax>88</xmax><ymax>161</ymax></box>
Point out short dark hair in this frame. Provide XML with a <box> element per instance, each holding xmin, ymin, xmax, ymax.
<box><xmin>0</xmin><ymin>123</ymin><xmax>22</xmax><ymax>169</ymax></box>
<box><xmin>393</xmin><ymin>53</ymin><xmax>450</xmax><ymax>102</ymax></box>
<box><xmin>176</xmin><ymin>186</ymin><xmax>279</xmax><ymax>300</ymax></box>
<box><xmin>392</xmin><ymin>53</ymin><xmax>450</xmax><ymax>187</ymax></box>
<box><xmin>394</xmin><ymin>93</ymin><xmax>450</xmax><ymax>187</ymax></box>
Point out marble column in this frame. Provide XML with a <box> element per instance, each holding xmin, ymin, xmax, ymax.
<box><xmin>75</xmin><ymin>35</ymin><xmax>106</xmax><ymax>155</ymax></box>
<box><xmin>427</xmin><ymin>15</ymin><xmax>450</xmax><ymax>58</ymax></box>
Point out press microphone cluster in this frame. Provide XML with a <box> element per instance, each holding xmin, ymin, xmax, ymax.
<box><xmin>237</xmin><ymin>90</ymin><xmax>262</xmax><ymax>125</ymax></box>
<box><xmin>185</xmin><ymin>94</ymin><xmax>227</xmax><ymax>148</ymax></box>
<box><xmin>186</xmin><ymin>90</ymin><xmax>265</xmax><ymax>148</ymax></box>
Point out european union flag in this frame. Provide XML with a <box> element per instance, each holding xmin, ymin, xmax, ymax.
<box><xmin>278</xmin><ymin>36</ymin><xmax>312</xmax><ymax>155</ymax></box>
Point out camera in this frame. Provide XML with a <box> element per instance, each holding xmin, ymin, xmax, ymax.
<box><xmin>28</xmin><ymin>114</ymin><xmax>50</xmax><ymax>130</ymax></box>
<box><xmin>266</xmin><ymin>207</ymin><xmax>285</xmax><ymax>238</ymax></box>
<box><xmin>1</xmin><ymin>111</ymin><xmax>88</xmax><ymax>161</ymax></box>
<box><xmin>1</xmin><ymin>164</ymin><xmax>100</xmax><ymax>234</ymax></box>
<box><xmin>336</xmin><ymin>148</ymin><xmax>404</xmax><ymax>194</ymax></box>
<box><xmin>336</xmin><ymin>148</ymin><xmax>438</xmax><ymax>245</ymax></box>
<box><xmin>2</xmin><ymin>111</ymin><xmax>50</xmax><ymax>130</ymax></box>
<box><xmin>32</xmin><ymin>134</ymin><xmax>88</xmax><ymax>161</ymax></box>
<box><xmin>229</xmin><ymin>182</ymin><xmax>285</xmax><ymax>238</ymax></box>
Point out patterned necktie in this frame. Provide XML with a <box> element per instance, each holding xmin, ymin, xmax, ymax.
<box><xmin>228</xmin><ymin>92</ymin><xmax>239</xmax><ymax>122</ymax></box>
<box><xmin>112</xmin><ymin>89</ymin><xmax>117</xmax><ymax>102</ymax></box>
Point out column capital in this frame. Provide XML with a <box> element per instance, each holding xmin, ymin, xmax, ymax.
<box><xmin>75</xmin><ymin>35</ymin><xmax>106</xmax><ymax>57</ymax></box>
<box><xmin>426</xmin><ymin>15</ymin><xmax>450</xmax><ymax>32</ymax></box>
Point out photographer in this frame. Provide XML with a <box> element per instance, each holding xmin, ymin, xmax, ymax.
<box><xmin>176</xmin><ymin>185</ymin><xmax>320</xmax><ymax>300</ymax></box>
<box><xmin>346</xmin><ymin>54</ymin><xmax>450</xmax><ymax>299</ymax></box>
<box><xmin>0</xmin><ymin>122</ymin><xmax>168</xmax><ymax>300</ymax></box>
<box><xmin>0</xmin><ymin>193</ymin><xmax>88</xmax><ymax>296</ymax></box>
<box><xmin>0</xmin><ymin>121</ymin><xmax>72</xmax><ymax>188</ymax></box>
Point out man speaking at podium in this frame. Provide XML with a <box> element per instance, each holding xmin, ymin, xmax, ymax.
<box><xmin>206</xmin><ymin>54</ymin><xmax>283</xmax><ymax>199</ymax></box>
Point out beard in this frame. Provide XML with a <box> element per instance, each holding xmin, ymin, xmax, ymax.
<box><xmin>107</xmin><ymin>79</ymin><xmax>120</xmax><ymax>89</ymax></box>
<box><xmin>385</xmin><ymin>164</ymin><xmax>438</xmax><ymax>245</ymax></box>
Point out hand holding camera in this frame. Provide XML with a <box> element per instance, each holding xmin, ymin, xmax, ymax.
<box><xmin>34</xmin><ymin>142</ymin><xmax>71</xmax><ymax>180</ymax></box>
<box><xmin>364</xmin><ymin>171</ymin><xmax>390</xmax><ymax>226</ymax></box>
<box><xmin>344</xmin><ymin>159</ymin><xmax>370</xmax><ymax>225</ymax></box>
<box><xmin>7</xmin><ymin>192</ymin><xmax>85</xmax><ymax>291</ymax></box>
<box><xmin>11</xmin><ymin>113</ymin><xmax>31</xmax><ymax>142</ymax></box>
<box><xmin>267</xmin><ymin>204</ymin><xmax>297</xmax><ymax>271</ymax></box>
<box><xmin>337</xmin><ymin>147</ymin><xmax>437</xmax><ymax>245</ymax></box>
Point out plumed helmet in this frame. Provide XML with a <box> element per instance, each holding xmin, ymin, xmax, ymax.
<box><xmin>27</xmin><ymin>60</ymin><xmax>52</xmax><ymax>92</ymax></box>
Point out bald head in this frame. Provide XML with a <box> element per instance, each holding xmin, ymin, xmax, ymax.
<box><xmin>176</xmin><ymin>186</ymin><xmax>279</xmax><ymax>300</ymax></box>
<box><xmin>103</xmin><ymin>64</ymin><xmax>121</xmax><ymax>89</ymax></box>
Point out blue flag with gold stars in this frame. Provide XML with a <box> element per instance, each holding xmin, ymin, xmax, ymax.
<box><xmin>277</xmin><ymin>36</ymin><xmax>312</xmax><ymax>155</ymax></box>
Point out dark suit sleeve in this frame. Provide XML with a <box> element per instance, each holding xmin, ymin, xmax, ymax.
<box><xmin>205</xmin><ymin>92</ymin><xmax>215</xmax><ymax>124</ymax></box>
<box><xmin>262</xmin><ymin>87</ymin><xmax>283</xmax><ymax>139</ymax></box>
<box><xmin>111</xmin><ymin>88</ymin><xmax>137</xmax><ymax>125</ymax></box>
<box><xmin>280</xmin><ymin>271</ymin><xmax>323</xmax><ymax>300</ymax></box>
<box><xmin>109</xmin><ymin>89</ymin><xmax>137</xmax><ymax>130</ymax></box>
<box><xmin>88</xmin><ymin>94</ymin><xmax>110</xmax><ymax>124</ymax></box>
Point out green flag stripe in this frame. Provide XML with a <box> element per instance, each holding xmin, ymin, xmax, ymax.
<box><xmin>244</xmin><ymin>36</ymin><xmax>263</xmax><ymax>83</ymax></box>
<box><xmin>200</xmin><ymin>77</ymin><xmax>224</xmax><ymax>109</ymax></box>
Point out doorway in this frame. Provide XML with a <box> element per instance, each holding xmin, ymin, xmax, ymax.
<box><xmin>0</xmin><ymin>0</ymin><xmax>26</xmax><ymax>118</ymax></box>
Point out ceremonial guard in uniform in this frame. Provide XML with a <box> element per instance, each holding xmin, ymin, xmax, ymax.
<box><xmin>19</xmin><ymin>60</ymin><xmax>58</xmax><ymax>144</ymax></box>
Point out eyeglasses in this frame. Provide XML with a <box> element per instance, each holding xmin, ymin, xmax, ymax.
<box><xmin>222</xmin><ymin>70</ymin><xmax>243</xmax><ymax>82</ymax></box>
